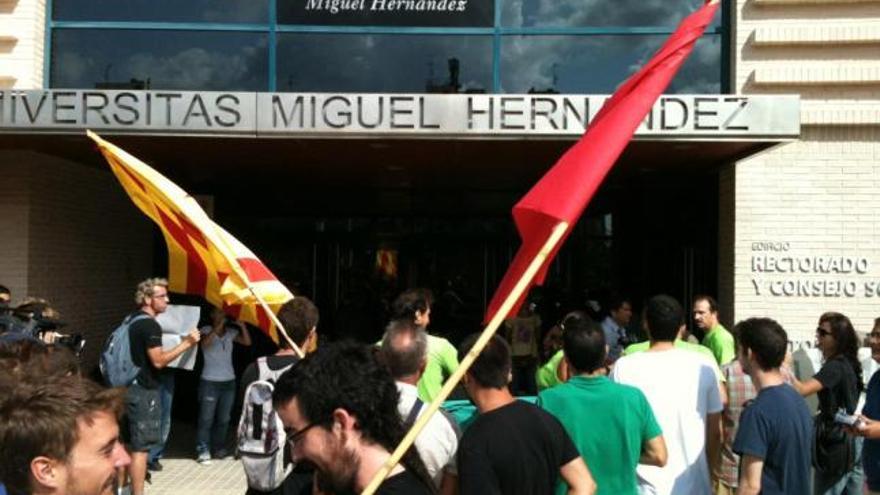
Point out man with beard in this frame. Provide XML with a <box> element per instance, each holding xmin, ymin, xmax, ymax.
<box><xmin>0</xmin><ymin>376</ymin><xmax>131</xmax><ymax>495</ymax></box>
<box><xmin>272</xmin><ymin>342</ymin><xmax>434</xmax><ymax>494</ymax></box>
<box><xmin>693</xmin><ymin>295</ymin><xmax>734</xmax><ymax>366</ymax></box>
<box><xmin>847</xmin><ymin>317</ymin><xmax>880</xmax><ymax>494</ymax></box>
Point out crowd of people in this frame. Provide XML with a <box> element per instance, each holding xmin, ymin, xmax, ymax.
<box><xmin>2</xmin><ymin>279</ymin><xmax>880</xmax><ymax>495</ymax></box>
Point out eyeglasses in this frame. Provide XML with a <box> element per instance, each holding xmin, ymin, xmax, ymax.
<box><xmin>816</xmin><ymin>327</ymin><xmax>832</xmax><ymax>338</ymax></box>
<box><xmin>286</xmin><ymin>422</ymin><xmax>321</xmax><ymax>447</ymax></box>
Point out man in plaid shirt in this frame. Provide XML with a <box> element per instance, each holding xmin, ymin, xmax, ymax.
<box><xmin>717</xmin><ymin>360</ymin><xmax>755</xmax><ymax>494</ymax></box>
<box><xmin>718</xmin><ymin>359</ymin><xmax>793</xmax><ymax>494</ymax></box>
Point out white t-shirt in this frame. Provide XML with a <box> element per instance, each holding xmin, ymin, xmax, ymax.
<box><xmin>610</xmin><ymin>347</ymin><xmax>722</xmax><ymax>495</ymax></box>
<box><xmin>395</xmin><ymin>382</ymin><xmax>460</xmax><ymax>488</ymax></box>
<box><xmin>200</xmin><ymin>325</ymin><xmax>238</xmax><ymax>382</ymax></box>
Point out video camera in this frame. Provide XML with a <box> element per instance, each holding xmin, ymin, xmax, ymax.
<box><xmin>0</xmin><ymin>303</ymin><xmax>85</xmax><ymax>356</ymax></box>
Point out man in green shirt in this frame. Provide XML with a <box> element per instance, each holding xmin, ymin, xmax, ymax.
<box><xmin>693</xmin><ymin>295</ymin><xmax>735</xmax><ymax>366</ymax></box>
<box><xmin>391</xmin><ymin>288</ymin><xmax>459</xmax><ymax>402</ymax></box>
<box><xmin>537</xmin><ymin>349</ymin><xmax>566</xmax><ymax>391</ymax></box>
<box><xmin>538</xmin><ymin>311</ymin><xmax>667</xmax><ymax>495</ymax></box>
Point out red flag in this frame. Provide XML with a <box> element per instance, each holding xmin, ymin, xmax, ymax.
<box><xmin>485</xmin><ymin>2</ymin><xmax>719</xmax><ymax>322</ymax></box>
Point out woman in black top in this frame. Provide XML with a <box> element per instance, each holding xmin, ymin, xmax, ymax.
<box><xmin>790</xmin><ymin>312</ymin><xmax>864</xmax><ymax>495</ymax></box>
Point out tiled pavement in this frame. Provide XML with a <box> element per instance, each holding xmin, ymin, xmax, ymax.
<box><xmin>147</xmin><ymin>457</ymin><xmax>247</xmax><ymax>495</ymax></box>
<box><xmin>142</xmin><ymin>420</ymin><xmax>248</xmax><ymax>495</ymax></box>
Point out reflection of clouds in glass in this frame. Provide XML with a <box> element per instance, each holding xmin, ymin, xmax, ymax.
<box><xmin>55</xmin><ymin>52</ymin><xmax>95</xmax><ymax>87</ymax></box>
<box><xmin>54</xmin><ymin>0</ymin><xmax>267</xmax><ymax>23</ymax></box>
<box><xmin>52</xmin><ymin>30</ymin><xmax>267</xmax><ymax>90</ymax></box>
<box><xmin>667</xmin><ymin>37</ymin><xmax>720</xmax><ymax>94</ymax></box>
<box><xmin>127</xmin><ymin>48</ymin><xmax>250</xmax><ymax>89</ymax></box>
<box><xmin>501</xmin><ymin>35</ymin><xmax>648</xmax><ymax>93</ymax></box>
<box><xmin>502</xmin><ymin>0</ymin><xmax>708</xmax><ymax>27</ymax></box>
<box><xmin>278</xmin><ymin>34</ymin><xmax>493</xmax><ymax>92</ymax></box>
<box><xmin>501</xmin><ymin>35</ymin><xmax>720</xmax><ymax>94</ymax></box>
<box><xmin>202</xmin><ymin>1</ymin><xmax>267</xmax><ymax>22</ymax></box>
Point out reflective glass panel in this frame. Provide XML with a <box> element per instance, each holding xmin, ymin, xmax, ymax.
<box><xmin>276</xmin><ymin>34</ymin><xmax>492</xmax><ymax>93</ymax></box>
<box><xmin>500</xmin><ymin>34</ymin><xmax>721</xmax><ymax>94</ymax></box>
<box><xmin>501</xmin><ymin>0</ymin><xmax>721</xmax><ymax>28</ymax></box>
<box><xmin>52</xmin><ymin>0</ymin><xmax>268</xmax><ymax>23</ymax></box>
<box><xmin>51</xmin><ymin>30</ymin><xmax>269</xmax><ymax>91</ymax></box>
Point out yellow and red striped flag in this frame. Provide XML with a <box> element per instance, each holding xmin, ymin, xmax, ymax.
<box><xmin>87</xmin><ymin>131</ymin><xmax>293</xmax><ymax>343</ymax></box>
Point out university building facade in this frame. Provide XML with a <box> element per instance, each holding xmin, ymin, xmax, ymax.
<box><xmin>0</xmin><ymin>0</ymin><xmax>877</xmax><ymax>366</ymax></box>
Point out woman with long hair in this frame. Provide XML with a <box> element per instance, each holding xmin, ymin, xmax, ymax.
<box><xmin>791</xmin><ymin>312</ymin><xmax>864</xmax><ymax>495</ymax></box>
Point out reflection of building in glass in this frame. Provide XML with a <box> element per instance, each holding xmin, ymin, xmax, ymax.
<box><xmin>96</xmin><ymin>78</ymin><xmax>150</xmax><ymax>90</ymax></box>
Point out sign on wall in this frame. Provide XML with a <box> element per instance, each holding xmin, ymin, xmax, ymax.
<box><xmin>277</xmin><ymin>0</ymin><xmax>494</xmax><ymax>26</ymax></box>
<box><xmin>750</xmin><ymin>241</ymin><xmax>879</xmax><ymax>298</ymax></box>
<box><xmin>0</xmin><ymin>90</ymin><xmax>800</xmax><ymax>139</ymax></box>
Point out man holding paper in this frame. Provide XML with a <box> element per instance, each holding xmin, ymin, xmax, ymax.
<box><xmin>125</xmin><ymin>278</ymin><xmax>201</xmax><ymax>495</ymax></box>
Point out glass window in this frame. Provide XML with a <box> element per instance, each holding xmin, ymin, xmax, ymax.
<box><xmin>500</xmin><ymin>34</ymin><xmax>721</xmax><ymax>94</ymax></box>
<box><xmin>52</xmin><ymin>0</ymin><xmax>268</xmax><ymax>23</ymax></box>
<box><xmin>277</xmin><ymin>0</ymin><xmax>494</xmax><ymax>27</ymax></box>
<box><xmin>501</xmin><ymin>0</ymin><xmax>721</xmax><ymax>28</ymax></box>
<box><xmin>51</xmin><ymin>30</ymin><xmax>269</xmax><ymax>91</ymax></box>
<box><xmin>276</xmin><ymin>34</ymin><xmax>492</xmax><ymax>93</ymax></box>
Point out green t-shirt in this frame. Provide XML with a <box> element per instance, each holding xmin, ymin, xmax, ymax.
<box><xmin>417</xmin><ymin>335</ymin><xmax>459</xmax><ymax>402</ymax></box>
<box><xmin>538</xmin><ymin>376</ymin><xmax>662</xmax><ymax>495</ymax></box>
<box><xmin>622</xmin><ymin>339</ymin><xmax>724</xmax><ymax>381</ymax></box>
<box><xmin>536</xmin><ymin>349</ymin><xmax>565</xmax><ymax>391</ymax></box>
<box><xmin>701</xmin><ymin>324</ymin><xmax>735</xmax><ymax>366</ymax></box>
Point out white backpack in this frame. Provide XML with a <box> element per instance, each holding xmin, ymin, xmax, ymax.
<box><xmin>237</xmin><ymin>357</ymin><xmax>295</xmax><ymax>491</ymax></box>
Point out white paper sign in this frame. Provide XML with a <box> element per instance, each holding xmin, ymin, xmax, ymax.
<box><xmin>155</xmin><ymin>305</ymin><xmax>201</xmax><ymax>370</ymax></box>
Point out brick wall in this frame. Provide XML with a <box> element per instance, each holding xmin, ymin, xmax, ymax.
<box><xmin>717</xmin><ymin>163</ymin><xmax>736</xmax><ymax>330</ymax></box>
<box><xmin>730</xmin><ymin>0</ymin><xmax>880</xmax><ymax>342</ymax></box>
<box><xmin>0</xmin><ymin>155</ymin><xmax>31</xmax><ymax>298</ymax></box>
<box><xmin>0</xmin><ymin>0</ymin><xmax>46</xmax><ymax>89</ymax></box>
<box><xmin>0</xmin><ymin>150</ymin><xmax>154</xmax><ymax>371</ymax></box>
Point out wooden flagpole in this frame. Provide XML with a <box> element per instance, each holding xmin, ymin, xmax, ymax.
<box><xmin>361</xmin><ymin>221</ymin><xmax>570</xmax><ymax>495</ymax></box>
<box><xmin>248</xmin><ymin>287</ymin><xmax>304</xmax><ymax>358</ymax></box>
<box><xmin>208</xmin><ymin>221</ymin><xmax>304</xmax><ymax>359</ymax></box>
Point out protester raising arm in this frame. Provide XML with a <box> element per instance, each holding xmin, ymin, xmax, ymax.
<box><xmin>233</xmin><ymin>321</ymin><xmax>251</xmax><ymax>346</ymax></box>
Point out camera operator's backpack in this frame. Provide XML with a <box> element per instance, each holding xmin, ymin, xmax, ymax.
<box><xmin>100</xmin><ymin>313</ymin><xmax>151</xmax><ymax>387</ymax></box>
<box><xmin>238</xmin><ymin>357</ymin><xmax>295</xmax><ymax>491</ymax></box>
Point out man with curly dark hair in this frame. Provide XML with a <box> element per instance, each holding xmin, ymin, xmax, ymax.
<box><xmin>272</xmin><ymin>341</ymin><xmax>435</xmax><ymax>494</ymax></box>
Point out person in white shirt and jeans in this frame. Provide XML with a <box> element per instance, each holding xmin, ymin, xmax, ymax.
<box><xmin>196</xmin><ymin>307</ymin><xmax>251</xmax><ymax>464</ymax></box>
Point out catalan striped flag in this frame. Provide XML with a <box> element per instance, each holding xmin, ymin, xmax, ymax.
<box><xmin>88</xmin><ymin>131</ymin><xmax>293</xmax><ymax>342</ymax></box>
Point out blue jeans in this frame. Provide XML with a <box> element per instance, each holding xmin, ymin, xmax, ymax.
<box><xmin>815</xmin><ymin>436</ymin><xmax>864</xmax><ymax>495</ymax></box>
<box><xmin>148</xmin><ymin>371</ymin><xmax>175</xmax><ymax>463</ymax></box>
<box><xmin>196</xmin><ymin>379</ymin><xmax>236</xmax><ymax>456</ymax></box>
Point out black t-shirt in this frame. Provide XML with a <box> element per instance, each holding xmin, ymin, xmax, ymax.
<box><xmin>376</xmin><ymin>470</ymin><xmax>433</xmax><ymax>494</ymax></box>
<box><xmin>457</xmin><ymin>400</ymin><xmax>580</xmax><ymax>495</ymax></box>
<box><xmin>128</xmin><ymin>311</ymin><xmax>162</xmax><ymax>389</ymax></box>
<box><xmin>815</xmin><ymin>356</ymin><xmax>858</xmax><ymax>417</ymax></box>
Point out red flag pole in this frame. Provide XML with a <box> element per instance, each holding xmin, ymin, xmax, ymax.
<box><xmin>361</xmin><ymin>221</ymin><xmax>569</xmax><ymax>495</ymax></box>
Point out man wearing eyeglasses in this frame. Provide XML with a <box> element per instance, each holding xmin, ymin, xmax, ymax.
<box><xmin>847</xmin><ymin>318</ymin><xmax>880</xmax><ymax>494</ymax></box>
<box><xmin>124</xmin><ymin>278</ymin><xmax>200</xmax><ymax>495</ymax></box>
<box><xmin>273</xmin><ymin>342</ymin><xmax>435</xmax><ymax>494</ymax></box>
